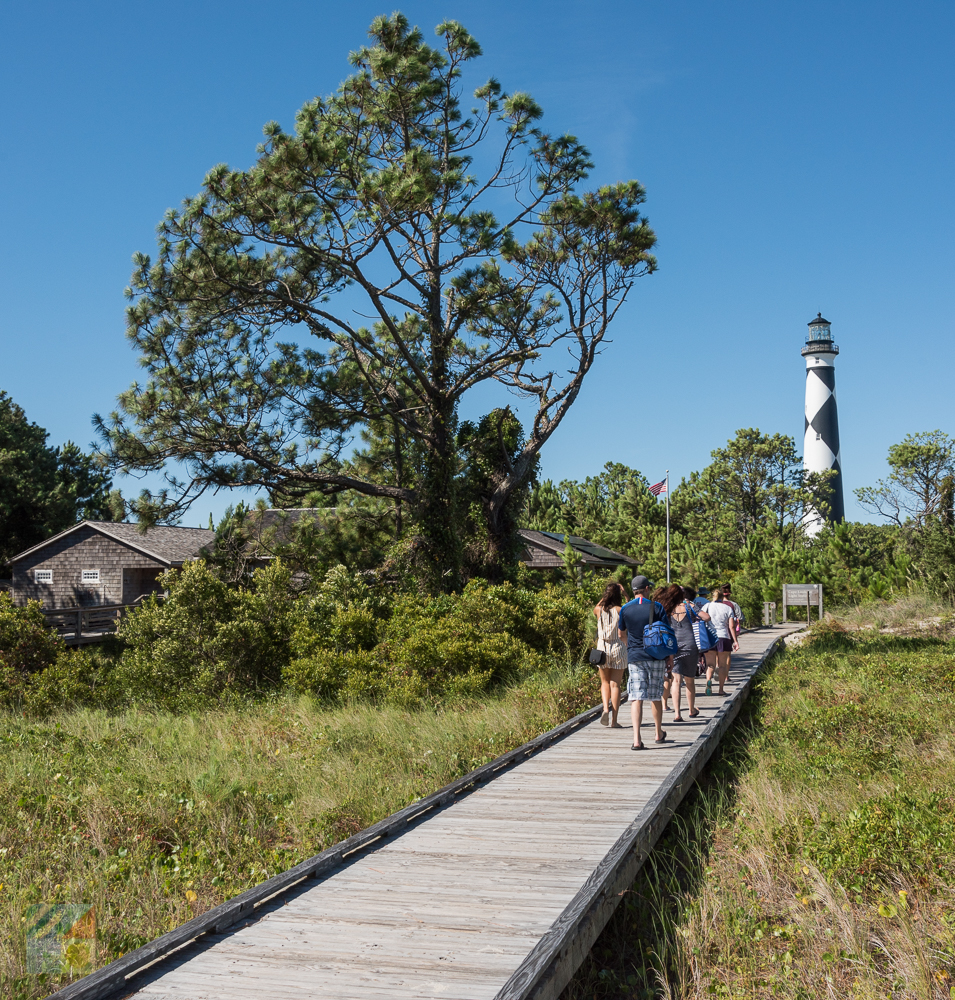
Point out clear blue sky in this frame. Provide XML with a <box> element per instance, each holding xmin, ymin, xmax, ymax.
<box><xmin>3</xmin><ymin>1</ymin><xmax>953</xmax><ymax>526</ymax></box>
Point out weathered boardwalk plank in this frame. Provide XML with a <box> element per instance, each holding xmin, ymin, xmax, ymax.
<box><xmin>50</xmin><ymin>624</ymin><xmax>800</xmax><ymax>1000</ymax></box>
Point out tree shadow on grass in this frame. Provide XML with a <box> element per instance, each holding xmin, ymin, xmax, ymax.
<box><xmin>559</xmin><ymin>663</ymin><xmax>780</xmax><ymax>1000</ymax></box>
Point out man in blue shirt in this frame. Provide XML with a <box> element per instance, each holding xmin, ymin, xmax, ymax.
<box><xmin>618</xmin><ymin>575</ymin><xmax>670</xmax><ymax>749</ymax></box>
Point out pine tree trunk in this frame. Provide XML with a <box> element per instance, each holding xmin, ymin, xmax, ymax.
<box><xmin>416</xmin><ymin>400</ymin><xmax>462</xmax><ymax>594</ymax></box>
<box><xmin>481</xmin><ymin>479</ymin><xmax>525</xmax><ymax>585</ymax></box>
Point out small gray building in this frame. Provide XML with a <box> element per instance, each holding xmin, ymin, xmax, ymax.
<box><xmin>6</xmin><ymin>521</ymin><xmax>216</xmax><ymax>608</ymax></box>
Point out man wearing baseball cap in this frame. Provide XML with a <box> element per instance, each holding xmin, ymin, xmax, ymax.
<box><xmin>617</xmin><ymin>575</ymin><xmax>670</xmax><ymax>749</ymax></box>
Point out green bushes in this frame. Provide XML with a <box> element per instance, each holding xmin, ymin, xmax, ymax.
<box><xmin>0</xmin><ymin>593</ymin><xmax>62</xmax><ymax>675</ymax></box>
<box><xmin>118</xmin><ymin>559</ymin><xmax>294</xmax><ymax>702</ymax></box>
<box><xmin>11</xmin><ymin>648</ymin><xmax>111</xmax><ymax>716</ymax></box>
<box><xmin>0</xmin><ymin>565</ymin><xmax>592</xmax><ymax>715</ymax></box>
<box><xmin>0</xmin><ymin>593</ymin><xmax>65</xmax><ymax>709</ymax></box>
<box><xmin>283</xmin><ymin>578</ymin><xmax>585</xmax><ymax>706</ymax></box>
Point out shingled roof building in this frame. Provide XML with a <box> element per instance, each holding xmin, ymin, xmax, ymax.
<box><xmin>5</xmin><ymin>521</ymin><xmax>216</xmax><ymax>608</ymax></box>
<box><xmin>518</xmin><ymin>529</ymin><xmax>638</xmax><ymax>573</ymax></box>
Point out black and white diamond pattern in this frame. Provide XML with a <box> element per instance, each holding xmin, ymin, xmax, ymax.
<box><xmin>804</xmin><ymin>358</ymin><xmax>845</xmax><ymax>526</ymax></box>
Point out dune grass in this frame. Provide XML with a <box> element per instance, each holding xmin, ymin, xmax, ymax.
<box><xmin>563</xmin><ymin>604</ymin><xmax>955</xmax><ymax>999</ymax></box>
<box><xmin>1</xmin><ymin>662</ymin><xmax>595</xmax><ymax>1000</ymax></box>
<box><xmin>830</xmin><ymin>589</ymin><xmax>954</xmax><ymax>634</ymax></box>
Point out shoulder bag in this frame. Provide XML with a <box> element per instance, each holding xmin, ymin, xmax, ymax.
<box><xmin>693</xmin><ymin>601</ymin><xmax>718</xmax><ymax>652</ymax></box>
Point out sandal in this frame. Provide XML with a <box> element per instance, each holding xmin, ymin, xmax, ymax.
<box><xmin>600</xmin><ymin>708</ymin><xmax>610</xmax><ymax>727</ymax></box>
<box><xmin>631</xmin><ymin>743</ymin><xmax>646</xmax><ymax>750</ymax></box>
<box><xmin>688</xmin><ymin>709</ymin><xmax>700</xmax><ymax>717</ymax></box>
<box><xmin>654</xmin><ymin>731</ymin><xmax>668</xmax><ymax>743</ymax></box>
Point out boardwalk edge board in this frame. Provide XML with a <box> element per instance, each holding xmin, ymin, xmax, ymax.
<box><xmin>45</xmin><ymin>698</ymin><xmax>605</xmax><ymax>1000</ymax></box>
<box><xmin>492</xmin><ymin>629</ymin><xmax>793</xmax><ymax>1000</ymax></box>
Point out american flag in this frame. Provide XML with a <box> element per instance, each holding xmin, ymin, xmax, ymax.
<box><xmin>648</xmin><ymin>479</ymin><xmax>667</xmax><ymax>496</ymax></box>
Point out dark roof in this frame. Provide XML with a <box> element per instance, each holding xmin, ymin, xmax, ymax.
<box><xmin>6</xmin><ymin>521</ymin><xmax>216</xmax><ymax>566</ymax></box>
<box><xmin>93</xmin><ymin>522</ymin><xmax>217</xmax><ymax>564</ymax></box>
<box><xmin>518</xmin><ymin>529</ymin><xmax>638</xmax><ymax>569</ymax></box>
<box><xmin>807</xmin><ymin>312</ymin><xmax>831</xmax><ymax>326</ymax></box>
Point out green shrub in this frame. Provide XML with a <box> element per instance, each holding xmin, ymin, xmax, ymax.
<box><xmin>118</xmin><ymin>559</ymin><xmax>294</xmax><ymax>703</ymax></box>
<box><xmin>524</xmin><ymin>584</ymin><xmax>590</xmax><ymax>655</ymax></box>
<box><xmin>283</xmin><ymin>649</ymin><xmax>382</xmax><ymax>701</ymax></box>
<box><xmin>284</xmin><ymin>574</ymin><xmax>585</xmax><ymax>708</ymax></box>
<box><xmin>291</xmin><ymin>605</ymin><xmax>379</xmax><ymax>658</ymax></box>
<box><xmin>0</xmin><ymin>593</ymin><xmax>64</xmax><ymax>708</ymax></box>
<box><xmin>289</xmin><ymin>566</ymin><xmax>389</xmax><ymax>659</ymax></box>
<box><xmin>785</xmin><ymin>792</ymin><xmax>955</xmax><ymax>895</ymax></box>
<box><xmin>383</xmin><ymin>625</ymin><xmax>530</xmax><ymax>685</ymax></box>
<box><xmin>284</xmin><ymin>630</ymin><xmax>519</xmax><ymax>706</ymax></box>
<box><xmin>382</xmin><ymin>581</ymin><xmax>586</xmax><ymax>657</ymax></box>
<box><xmin>17</xmin><ymin>649</ymin><xmax>121</xmax><ymax>716</ymax></box>
<box><xmin>0</xmin><ymin>593</ymin><xmax>62</xmax><ymax>675</ymax></box>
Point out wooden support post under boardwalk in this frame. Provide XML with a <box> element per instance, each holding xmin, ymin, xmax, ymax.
<box><xmin>46</xmin><ymin>624</ymin><xmax>803</xmax><ymax>1000</ymax></box>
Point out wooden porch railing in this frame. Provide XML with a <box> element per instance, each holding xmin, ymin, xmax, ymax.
<box><xmin>40</xmin><ymin>603</ymin><xmax>134</xmax><ymax>643</ymax></box>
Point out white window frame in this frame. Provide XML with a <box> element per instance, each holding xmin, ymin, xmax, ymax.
<box><xmin>81</xmin><ymin>569</ymin><xmax>101</xmax><ymax>584</ymax></box>
<box><xmin>34</xmin><ymin>569</ymin><xmax>53</xmax><ymax>584</ymax></box>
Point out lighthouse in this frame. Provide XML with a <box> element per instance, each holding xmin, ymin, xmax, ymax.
<box><xmin>802</xmin><ymin>313</ymin><xmax>845</xmax><ymax>533</ymax></box>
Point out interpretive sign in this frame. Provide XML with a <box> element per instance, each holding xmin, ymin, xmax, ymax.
<box><xmin>782</xmin><ymin>584</ymin><xmax>823</xmax><ymax>623</ymax></box>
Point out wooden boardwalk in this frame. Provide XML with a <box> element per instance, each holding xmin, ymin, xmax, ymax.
<box><xmin>53</xmin><ymin>624</ymin><xmax>800</xmax><ymax>1000</ymax></box>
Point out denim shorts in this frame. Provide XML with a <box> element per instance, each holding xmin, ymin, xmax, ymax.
<box><xmin>627</xmin><ymin>658</ymin><xmax>667</xmax><ymax>701</ymax></box>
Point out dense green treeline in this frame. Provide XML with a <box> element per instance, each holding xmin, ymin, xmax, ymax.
<box><xmin>0</xmin><ymin>391</ymin><xmax>118</xmax><ymax>563</ymax></box>
<box><xmin>524</xmin><ymin>428</ymin><xmax>955</xmax><ymax>624</ymax></box>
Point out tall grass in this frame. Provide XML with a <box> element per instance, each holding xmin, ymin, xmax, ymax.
<box><xmin>831</xmin><ymin>589</ymin><xmax>953</xmax><ymax>633</ymax></box>
<box><xmin>0</xmin><ymin>661</ymin><xmax>595</xmax><ymax>1000</ymax></box>
<box><xmin>563</xmin><ymin>600</ymin><xmax>955</xmax><ymax>999</ymax></box>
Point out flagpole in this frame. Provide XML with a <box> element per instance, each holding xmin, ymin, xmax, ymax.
<box><xmin>665</xmin><ymin>470</ymin><xmax>670</xmax><ymax>583</ymax></box>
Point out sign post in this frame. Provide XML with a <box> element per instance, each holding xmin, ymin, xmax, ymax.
<box><xmin>782</xmin><ymin>584</ymin><xmax>823</xmax><ymax>623</ymax></box>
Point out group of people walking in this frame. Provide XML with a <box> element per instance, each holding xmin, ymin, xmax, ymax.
<box><xmin>592</xmin><ymin>575</ymin><xmax>743</xmax><ymax>750</ymax></box>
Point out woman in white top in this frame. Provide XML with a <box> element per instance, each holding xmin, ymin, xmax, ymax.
<box><xmin>702</xmin><ymin>585</ymin><xmax>739</xmax><ymax>696</ymax></box>
<box><xmin>593</xmin><ymin>582</ymin><xmax>628</xmax><ymax>728</ymax></box>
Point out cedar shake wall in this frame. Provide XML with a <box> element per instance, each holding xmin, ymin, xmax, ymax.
<box><xmin>11</xmin><ymin>526</ymin><xmax>168</xmax><ymax>608</ymax></box>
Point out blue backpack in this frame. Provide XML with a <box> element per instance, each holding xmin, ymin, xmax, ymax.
<box><xmin>642</xmin><ymin>599</ymin><xmax>679</xmax><ymax>660</ymax></box>
<box><xmin>691</xmin><ymin>602</ymin><xmax>718</xmax><ymax>652</ymax></box>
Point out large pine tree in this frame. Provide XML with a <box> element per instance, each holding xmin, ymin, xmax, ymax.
<box><xmin>97</xmin><ymin>14</ymin><xmax>656</xmax><ymax>592</ymax></box>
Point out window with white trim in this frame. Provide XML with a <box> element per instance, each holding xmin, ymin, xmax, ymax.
<box><xmin>35</xmin><ymin>570</ymin><xmax>53</xmax><ymax>584</ymax></box>
<box><xmin>81</xmin><ymin>570</ymin><xmax>101</xmax><ymax>584</ymax></box>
